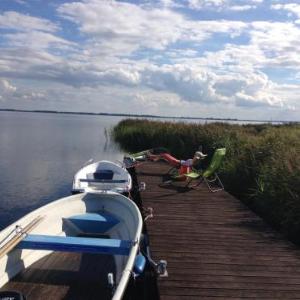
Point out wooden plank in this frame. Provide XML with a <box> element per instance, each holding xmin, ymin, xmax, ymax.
<box><xmin>136</xmin><ymin>162</ymin><xmax>300</xmax><ymax>300</ymax></box>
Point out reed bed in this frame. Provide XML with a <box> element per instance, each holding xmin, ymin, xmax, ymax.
<box><xmin>113</xmin><ymin>119</ymin><xmax>300</xmax><ymax>244</ymax></box>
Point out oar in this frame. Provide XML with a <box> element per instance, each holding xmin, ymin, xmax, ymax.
<box><xmin>0</xmin><ymin>215</ymin><xmax>44</xmax><ymax>259</ymax></box>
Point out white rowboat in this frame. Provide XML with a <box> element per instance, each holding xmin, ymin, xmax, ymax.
<box><xmin>0</xmin><ymin>191</ymin><xmax>143</xmax><ymax>300</ymax></box>
<box><xmin>72</xmin><ymin>160</ymin><xmax>132</xmax><ymax>195</ymax></box>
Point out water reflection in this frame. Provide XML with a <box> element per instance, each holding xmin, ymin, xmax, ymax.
<box><xmin>0</xmin><ymin>112</ymin><xmax>124</xmax><ymax>229</ymax></box>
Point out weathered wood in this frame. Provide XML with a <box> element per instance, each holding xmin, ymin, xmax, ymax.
<box><xmin>137</xmin><ymin>161</ymin><xmax>300</xmax><ymax>300</ymax></box>
<box><xmin>1</xmin><ymin>251</ymin><xmax>116</xmax><ymax>299</ymax></box>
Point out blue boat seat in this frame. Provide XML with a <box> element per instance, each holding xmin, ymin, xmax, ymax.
<box><xmin>65</xmin><ymin>212</ymin><xmax>120</xmax><ymax>234</ymax></box>
<box><xmin>18</xmin><ymin>234</ymin><xmax>131</xmax><ymax>256</ymax></box>
<box><xmin>79</xmin><ymin>179</ymin><xmax>127</xmax><ymax>183</ymax></box>
<box><xmin>93</xmin><ymin>170</ymin><xmax>114</xmax><ymax>180</ymax></box>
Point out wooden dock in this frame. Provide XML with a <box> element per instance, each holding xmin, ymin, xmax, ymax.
<box><xmin>136</xmin><ymin>161</ymin><xmax>300</xmax><ymax>300</ymax></box>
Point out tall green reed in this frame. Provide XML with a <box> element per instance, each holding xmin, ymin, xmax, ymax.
<box><xmin>113</xmin><ymin>119</ymin><xmax>300</xmax><ymax>244</ymax></box>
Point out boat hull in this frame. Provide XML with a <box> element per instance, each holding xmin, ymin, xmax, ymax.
<box><xmin>72</xmin><ymin>160</ymin><xmax>132</xmax><ymax>195</ymax></box>
<box><xmin>0</xmin><ymin>192</ymin><xmax>142</xmax><ymax>300</ymax></box>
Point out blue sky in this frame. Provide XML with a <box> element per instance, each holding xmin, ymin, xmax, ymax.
<box><xmin>0</xmin><ymin>0</ymin><xmax>299</xmax><ymax>121</ymax></box>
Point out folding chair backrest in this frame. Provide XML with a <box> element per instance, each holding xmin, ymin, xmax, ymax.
<box><xmin>130</xmin><ymin>149</ymin><xmax>150</xmax><ymax>158</ymax></box>
<box><xmin>203</xmin><ymin>148</ymin><xmax>226</xmax><ymax>178</ymax></box>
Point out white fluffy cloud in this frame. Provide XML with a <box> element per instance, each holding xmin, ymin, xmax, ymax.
<box><xmin>138</xmin><ymin>65</ymin><xmax>284</xmax><ymax>108</ymax></box>
<box><xmin>188</xmin><ymin>0</ymin><xmax>227</xmax><ymax>10</ymax></box>
<box><xmin>0</xmin><ymin>11</ymin><xmax>73</xmax><ymax>52</ymax></box>
<box><xmin>0</xmin><ymin>79</ymin><xmax>16</xmax><ymax>93</ymax></box>
<box><xmin>5</xmin><ymin>31</ymin><xmax>74</xmax><ymax>50</ymax></box>
<box><xmin>272</xmin><ymin>3</ymin><xmax>300</xmax><ymax>20</ymax></box>
<box><xmin>58</xmin><ymin>0</ymin><xmax>246</xmax><ymax>56</ymax></box>
<box><xmin>187</xmin><ymin>0</ymin><xmax>261</xmax><ymax>11</ymax></box>
<box><xmin>230</xmin><ymin>5</ymin><xmax>255</xmax><ymax>11</ymax></box>
<box><xmin>0</xmin><ymin>0</ymin><xmax>299</xmax><ymax>120</ymax></box>
<box><xmin>0</xmin><ymin>78</ymin><xmax>48</xmax><ymax>103</ymax></box>
<box><xmin>0</xmin><ymin>11</ymin><xmax>58</xmax><ymax>32</ymax></box>
<box><xmin>0</xmin><ymin>78</ymin><xmax>16</xmax><ymax>101</ymax></box>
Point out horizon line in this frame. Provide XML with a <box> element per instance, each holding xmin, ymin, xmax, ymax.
<box><xmin>0</xmin><ymin>108</ymin><xmax>298</xmax><ymax>124</ymax></box>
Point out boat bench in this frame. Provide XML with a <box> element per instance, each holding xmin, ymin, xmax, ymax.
<box><xmin>64</xmin><ymin>212</ymin><xmax>120</xmax><ymax>234</ymax></box>
<box><xmin>79</xmin><ymin>179</ymin><xmax>127</xmax><ymax>183</ymax></box>
<box><xmin>93</xmin><ymin>170</ymin><xmax>114</xmax><ymax>180</ymax></box>
<box><xmin>18</xmin><ymin>234</ymin><xmax>131</xmax><ymax>256</ymax></box>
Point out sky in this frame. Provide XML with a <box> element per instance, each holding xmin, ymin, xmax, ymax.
<box><xmin>0</xmin><ymin>0</ymin><xmax>299</xmax><ymax>121</ymax></box>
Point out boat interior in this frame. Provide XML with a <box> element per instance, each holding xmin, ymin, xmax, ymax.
<box><xmin>0</xmin><ymin>193</ymin><xmax>141</xmax><ymax>300</ymax></box>
<box><xmin>1</xmin><ymin>250</ymin><xmax>116</xmax><ymax>299</ymax></box>
<box><xmin>73</xmin><ymin>161</ymin><xmax>131</xmax><ymax>193</ymax></box>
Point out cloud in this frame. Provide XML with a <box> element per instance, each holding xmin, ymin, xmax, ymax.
<box><xmin>58</xmin><ymin>1</ymin><xmax>185</xmax><ymax>52</ymax></box>
<box><xmin>140</xmin><ymin>64</ymin><xmax>217</xmax><ymax>103</ymax></box>
<box><xmin>21</xmin><ymin>91</ymin><xmax>45</xmax><ymax>100</ymax></box>
<box><xmin>0</xmin><ymin>78</ymin><xmax>17</xmax><ymax>101</ymax></box>
<box><xmin>58</xmin><ymin>0</ymin><xmax>246</xmax><ymax>57</ymax></box>
<box><xmin>0</xmin><ymin>11</ymin><xmax>58</xmax><ymax>32</ymax></box>
<box><xmin>271</xmin><ymin>3</ymin><xmax>300</xmax><ymax>20</ymax></box>
<box><xmin>0</xmin><ymin>0</ymin><xmax>299</xmax><ymax>120</ymax></box>
<box><xmin>235</xmin><ymin>92</ymin><xmax>281</xmax><ymax>108</ymax></box>
<box><xmin>187</xmin><ymin>0</ymin><xmax>227</xmax><ymax>10</ymax></box>
<box><xmin>157</xmin><ymin>0</ymin><xmax>184</xmax><ymax>8</ymax></box>
<box><xmin>230</xmin><ymin>5</ymin><xmax>256</xmax><ymax>11</ymax></box>
<box><xmin>0</xmin><ymin>78</ymin><xmax>16</xmax><ymax>93</ymax></box>
<box><xmin>0</xmin><ymin>11</ymin><xmax>76</xmax><ymax>83</ymax></box>
<box><xmin>137</xmin><ymin>64</ymin><xmax>285</xmax><ymax>108</ymax></box>
<box><xmin>132</xmin><ymin>90</ymin><xmax>185</xmax><ymax>112</ymax></box>
<box><xmin>12</xmin><ymin>0</ymin><xmax>27</xmax><ymax>5</ymax></box>
<box><xmin>0</xmin><ymin>11</ymin><xmax>74</xmax><ymax>52</ymax></box>
<box><xmin>188</xmin><ymin>21</ymin><xmax>300</xmax><ymax>71</ymax></box>
<box><xmin>187</xmin><ymin>0</ymin><xmax>261</xmax><ymax>11</ymax></box>
<box><xmin>71</xmin><ymin>62</ymin><xmax>285</xmax><ymax>110</ymax></box>
<box><xmin>4</xmin><ymin>31</ymin><xmax>74</xmax><ymax>50</ymax></box>
<box><xmin>249</xmin><ymin>21</ymin><xmax>300</xmax><ymax>67</ymax></box>
<box><xmin>0</xmin><ymin>78</ymin><xmax>48</xmax><ymax>104</ymax></box>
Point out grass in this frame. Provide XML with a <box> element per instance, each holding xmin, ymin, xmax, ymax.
<box><xmin>113</xmin><ymin>119</ymin><xmax>300</xmax><ymax>244</ymax></box>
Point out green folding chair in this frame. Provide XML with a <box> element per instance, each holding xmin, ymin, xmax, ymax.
<box><xmin>185</xmin><ymin>148</ymin><xmax>226</xmax><ymax>192</ymax></box>
<box><xmin>129</xmin><ymin>147</ymin><xmax>170</xmax><ymax>161</ymax></box>
<box><xmin>123</xmin><ymin>149</ymin><xmax>151</xmax><ymax>168</ymax></box>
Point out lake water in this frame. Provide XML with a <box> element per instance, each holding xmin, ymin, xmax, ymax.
<box><xmin>0</xmin><ymin>111</ymin><xmax>273</xmax><ymax>230</ymax></box>
<box><xmin>0</xmin><ymin>111</ymin><xmax>125</xmax><ymax>229</ymax></box>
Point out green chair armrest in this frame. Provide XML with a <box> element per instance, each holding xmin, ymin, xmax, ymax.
<box><xmin>185</xmin><ymin>171</ymin><xmax>202</xmax><ymax>179</ymax></box>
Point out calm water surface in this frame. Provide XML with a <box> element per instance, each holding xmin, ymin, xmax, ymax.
<box><xmin>0</xmin><ymin>111</ymin><xmax>268</xmax><ymax>229</ymax></box>
<box><xmin>0</xmin><ymin>111</ymin><xmax>125</xmax><ymax>229</ymax></box>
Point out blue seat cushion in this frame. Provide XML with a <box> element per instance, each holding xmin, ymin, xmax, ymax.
<box><xmin>65</xmin><ymin>212</ymin><xmax>120</xmax><ymax>234</ymax></box>
<box><xmin>93</xmin><ymin>170</ymin><xmax>114</xmax><ymax>180</ymax></box>
<box><xmin>18</xmin><ymin>234</ymin><xmax>131</xmax><ymax>256</ymax></box>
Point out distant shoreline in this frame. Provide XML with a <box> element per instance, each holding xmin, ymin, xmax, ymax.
<box><xmin>0</xmin><ymin>108</ymin><xmax>297</xmax><ymax>124</ymax></box>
